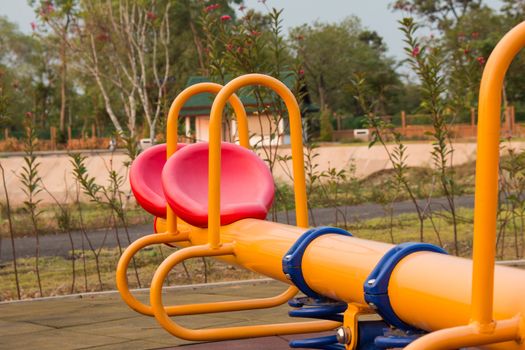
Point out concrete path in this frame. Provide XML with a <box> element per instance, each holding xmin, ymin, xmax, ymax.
<box><xmin>0</xmin><ymin>279</ymin><xmax>346</xmax><ymax>350</ymax></box>
<box><xmin>0</xmin><ymin>195</ymin><xmax>475</xmax><ymax>261</ymax></box>
<box><xmin>2</xmin><ymin>141</ymin><xmax>517</xmax><ymax>205</ymax></box>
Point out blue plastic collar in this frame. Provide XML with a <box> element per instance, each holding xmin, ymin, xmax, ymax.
<box><xmin>283</xmin><ymin>226</ymin><xmax>353</xmax><ymax>300</ymax></box>
<box><xmin>364</xmin><ymin>242</ymin><xmax>447</xmax><ymax>331</ymax></box>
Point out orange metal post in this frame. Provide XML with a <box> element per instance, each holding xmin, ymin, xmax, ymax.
<box><xmin>471</xmin><ymin>21</ymin><xmax>525</xmax><ymax>330</ymax></box>
<box><xmin>206</xmin><ymin>74</ymin><xmax>309</xmax><ymax>249</ymax></box>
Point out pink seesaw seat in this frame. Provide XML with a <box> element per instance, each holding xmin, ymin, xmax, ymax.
<box><xmin>162</xmin><ymin>142</ymin><xmax>275</xmax><ymax>228</ymax></box>
<box><xmin>129</xmin><ymin>143</ymin><xmax>185</xmax><ymax>218</ymax></box>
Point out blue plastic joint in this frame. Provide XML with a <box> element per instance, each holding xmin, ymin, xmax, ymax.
<box><xmin>282</xmin><ymin>226</ymin><xmax>353</xmax><ymax>300</ymax></box>
<box><xmin>364</xmin><ymin>242</ymin><xmax>447</xmax><ymax>331</ymax></box>
<box><xmin>289</xmin><ymin>335</ymin><xmax>344</xmax><ymax>350</ymax></box>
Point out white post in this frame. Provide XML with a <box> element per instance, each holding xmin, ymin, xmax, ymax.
<box><xmin>231</xmin><ymin>118</ymin><xmax>238</xmax><ymax>144</ymax></box>
<box><xmin>278</xmin><ymin>118</ymin><xmax>285</xmax><ymax>145</ymax></box>
<box><xmin>185</xmin><ymin>116</ymin><xmax>191</xmax><ymax>137</ymax></box>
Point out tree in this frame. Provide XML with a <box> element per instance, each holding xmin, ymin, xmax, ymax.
<box><xmin>290</xmin><ymin>17</ymin><xmax>401</xmax><ymax>117</ymax></box>
<box><xmin>391</xmin><ymin>0</ymin><xmax>484</xmax><ymax>30</ymax></box>
<box><xmin>31</xmin><ymin>0</ymin><xmax>78</xmax><ymax>136</ymax></box>
<box><xmin>0</xmin><ymin>16</ymin><xmax>41</xmax><ymax>133</ymax></box>
<box><xmin>36</xmin><ymin>1</ymin><xmax>172</xmax><ymax>140</ymax></box>
<box><xmin>392</xmin><ymin>0</ymin><xmax>525</xmax><ymax>112</ymax></box>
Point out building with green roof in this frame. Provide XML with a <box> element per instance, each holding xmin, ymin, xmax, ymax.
<box><xmin>179</xmin><ymin>73</ymin><xmax>318</xmax><ymax>146</ymax></box>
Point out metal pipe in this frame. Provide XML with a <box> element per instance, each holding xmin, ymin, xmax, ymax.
<box><xmin>154</xmin><ymin>218</ymin><xmax>525</xmax><ymax>350</ymax></box>
<box><xmin>165</xmin><ymin>83</ymin><xmax>249</xmax><ymax>235</ymax></box>
<box><xmin>473</xmin><ymin>21</ymin><xmax>525</xmax><ymax>329</ymax></box>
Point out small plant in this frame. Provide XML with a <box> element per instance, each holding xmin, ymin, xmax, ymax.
<box><xmin>69</xmin><ymin>152</ymin><xmax>142</xmax><ymax>288</ymax></box>
<box><xmin>18</xmin><ymin>113</ymin><xmax>44</xmax><ymax>296</ymax></box>
<box><xmin>400</xmin><ymin>17</ymin><xmax>459</xmax><ymax>254</ymax></box>
<box><xmin>42</xmin><ymin>174</ymin><xmax>76</xmax><ymax>294</ymax></box>
<box><xmin>352</xmin><ymin>75</ymin><xmax>436</xmax><ymax>245</ymax></box>
<box><xmin>498</xmin><ymin>140</ymin><xmax>525</xmax><ymax>259</ymax></box>
<box><xmin>0</xmin><ymin>161</ymin><xmax>21</xmax><ymax>299</ymax></box>
<box><xmin>320</xmin><ymin>165</ymin><xmax>348</xmax><ymax>228</ymax></box>
<box><xmin>73</xmin><ymin>181</ymin><xmax>103</xmax><ymax>290</ymax></box>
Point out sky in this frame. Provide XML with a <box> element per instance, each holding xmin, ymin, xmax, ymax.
<box><xmin>0</xmin><ymin>0</ymin><xmax>504</xmax><ymax>60</ymax></box>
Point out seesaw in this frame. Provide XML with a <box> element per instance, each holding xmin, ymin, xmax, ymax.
<box><xmin>116</xmin><ymin>22</ymin><xmax>525</xmax><ymax>350</ymax></box>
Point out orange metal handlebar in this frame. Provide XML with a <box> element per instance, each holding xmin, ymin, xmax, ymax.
<box><xmin>165</xmin><ymin>82</ymin><xmax>250</xmax><ymax>234</ymax></box>
<box><xmin>116</xmin><ymin>232</ymin><xmax>303</xmax><ymax>317</ymax></box>
<box><xmin>150</xmin><ymin>243</ymin><xmax>340</xmax><ymax>341</ymax></box>
<box><xmin>207</xmin><ymin>74</ymin><xmax>309</xmax><ymax>249</ymax></box>
<box><xmin>403</xmin><ymin>20</ymin><xmax>525</xmax><ymax>350</ymax></box>
<box><xmin>116</xmin><ymin>231</ymin><xmax>189</xmax><ymax>315</ymax></box>
<box><xmin>471</xmin><ymin>21</ymin><xmax>525</xmax><ymax>329</ymax></box>
<box><xmin>404</xmin><ymin>317</ymin><xmax>521</xmax><ymax>350</ymax></box>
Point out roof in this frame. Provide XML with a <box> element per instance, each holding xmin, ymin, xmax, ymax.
<box><xmin>180</xmin><ymin>72</ymin><xmax>319</xmax><ymax>117</ymax></box>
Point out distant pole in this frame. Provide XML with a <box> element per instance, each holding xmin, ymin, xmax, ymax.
<box><xmin>91</xmin><ymin>124</ymin><xmax>96</xmax><ymax>140</ymax></box>
<box><xmin>511</xmin><ymin>105</ymin><xmax>516</xmax><ymax>133</ymax></box>
<box><xmin>401</xmin><ymin>111</ymin><xmax>406</xmax><ymax>135</ymax></box>
<box><xmin>504</xmin><ymin>106</ymin><xmax>511</xmax><ymax>131</ymax></box>
<box><xmin>50</xmin><ymin>127</ymin><xmax>57</xmax><ymax>150</ymax></box>
<box><xmin>471</xmin><ymin>108</ymin><xmax>476</xmax><ymax>128</ymax></box>
<box><xmin>4</xmin><ymin>128</ymin><xmax>8</xmax><ymax>140</ymax></box>
<box><xmin>67</xmin><ymin>126</ymin><xmax>72</xmax><ymax>141</ymax></box>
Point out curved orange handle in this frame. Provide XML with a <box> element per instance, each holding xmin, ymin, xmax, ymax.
<box><xmin>165</xmin><ymin>82</ymin><xmax>250</xmax><ymax>234</ymax></box>
<box><xmin>207</xmin><ymin>74</ymin><xmax>309</xmax><ymax>248</ymax></box>
<box><xmin>150</xmin><ymin>244</ymin><xmax>340</xmax><ymax>341</ymax></box>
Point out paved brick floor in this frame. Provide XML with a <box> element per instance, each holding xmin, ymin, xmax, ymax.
<box><xmin>0</xmin><ymin>279</ymin><xmax>335</xmax><ymax>350</ymax></box>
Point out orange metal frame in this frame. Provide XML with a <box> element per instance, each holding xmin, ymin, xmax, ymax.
<box><xmin>117</xmin><ymin>77</ymin><xmax>341</xmax><ymax>340</ymax></box>
<box><xmin>403</xmin><ymin>21</ymin><xmax>525</xmax><ymax>350</ymax></box>
<box><xmin>116</xmin><ymin>21</ymin><xmax>525</xmax><ymax>349</ymax></box>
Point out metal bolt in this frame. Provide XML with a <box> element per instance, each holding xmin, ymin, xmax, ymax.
<box><xmin>367</xmin><ymin>279</ymin><xmax>376</xmax><ymax>286</ymax></box>
<box><xmin>368</xmin><ymin>302</ymin><xmax>378</xmax><ymax>310</ymax></box>
<box><xmin>285</xmin><ymin>273</ymin><xmax>292</xmax><ymax>280</ymax></box>
<box><xmin>336</xmin><ymin>327</ymin><xmax>351</xmax><ymax>344</ymax></box>
<box><xmin>284</xmin><ymin>255</ymin><xmax>292</xmax><ymax>261</ymax></box>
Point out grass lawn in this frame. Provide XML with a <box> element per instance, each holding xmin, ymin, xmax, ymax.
<box><xmin>1</xmin><ymin>207</ymin><xmax>523</xmax><ymax>301</ymax></box>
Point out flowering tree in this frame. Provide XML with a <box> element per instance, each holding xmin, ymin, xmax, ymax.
<box><xmin>32</xmin><ymin>0</ymin><xmax>173</xmax><ymax>140</ymax></box>
<box><xmin>289</xmin><ymin>17</ymin><xmax>400</xmax><ymax>118</ymax></box>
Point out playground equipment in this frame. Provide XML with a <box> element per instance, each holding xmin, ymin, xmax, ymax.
<box><xmin>117</xmin><ymin>22</ymin><xmax>525</xmax><ymax>350</ymax></box>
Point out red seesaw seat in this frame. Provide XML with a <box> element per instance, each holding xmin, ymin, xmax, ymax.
<box><xmin>130</xmin><ymin>143</ymin><xmax>185</xmax><ymax>218</ymax></box>
<box><xmin>162</xmin><ymin>142</ymin><xmax>275</xmax><ymax>228</ymax></box>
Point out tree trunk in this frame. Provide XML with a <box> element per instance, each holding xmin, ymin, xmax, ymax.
<box><xmin>59</xmin><ymin>32</ymin><xmax>68</xmax><ymax>133</ymax></box>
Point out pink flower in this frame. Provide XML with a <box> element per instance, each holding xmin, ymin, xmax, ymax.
<box><xmin>298</xmin><ymin>69</ymin><xmax>305</xmax><ymax>75</ymax></box>
<box><xmin>221</xmin><ymin>15</ymin><xmax>232</xmax><ymax>21</ymax></box>
<box><xmin>250</xmin><ymin>30</ymin><xmax>261</xmax><ymax>36</ymax></box>
<box><xmin>411</xmin><ymin>45</ymin><xmax>420</xmax><ymax>57</ymax></box>
<box><xmin>97</xmin><ymin>33</ymin><xmax>109</xmax><ymax>42</ymax></box>
<box><xmin>30</xmin><ymin>22</ymin><xmax>37</xmax><ymax>31</ymax></box>
<box><xmin>225</xmin><ymin>43</ymin><xmax>233</xmax><ymax>51</ymax></box>
<box><xmin>476</xmin><ymin>56</ymin><xmax>486</xmax><ymax>65</ymax></box>
<box><xmin>204</xmin><ymin>4</ymin><xmax>220</xmax><ymax>12</ymax></box>
<box><xmin>25</xmin><ymin>112</ymin><xmax>33</xmax><ymax>118</ymax></box>
<box><xmin>471</xmin><ymin>32</ymin><xmax>480</xmax><ymax>39</ymax></box>
<box><xmin>463</xmin><ymin>48</ymin><xmax>470</xmax><ymax>55</ymax></box>
<box><xmin>146</xmin><ymin>12</ymin><xmax>157</xmax><ymax>20</ymax></box>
